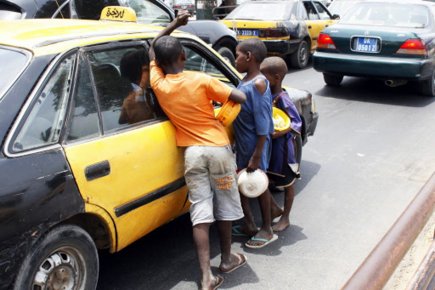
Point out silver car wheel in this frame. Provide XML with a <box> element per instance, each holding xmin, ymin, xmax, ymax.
<box><xmin>33</xmin><ymin>247</ymin><xmax>85</xmax><ymax>290</ymax></box>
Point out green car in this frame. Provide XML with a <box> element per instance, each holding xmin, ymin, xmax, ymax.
<box><xmin>313</xmin><ymin>0</ymin><xmax>435</xmax><ymax>97</ymax></box>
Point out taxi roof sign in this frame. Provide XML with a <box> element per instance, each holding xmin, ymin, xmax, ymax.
<box><xmin>100</xmin><ymin>6</ymin><xmax>137</xmax><ymax>22</ymax></box>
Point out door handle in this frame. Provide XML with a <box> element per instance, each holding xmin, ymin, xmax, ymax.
<box><xmin>85</xmin><ymin>160</ymin><xmax>110</xmax><ymax>181</ymax></box>
<box><xmin>308</xmin><ymin>25</ymin><xmax>312</xmax><ymax>29</ymax></box>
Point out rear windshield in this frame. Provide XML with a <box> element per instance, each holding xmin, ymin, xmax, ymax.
<box><xmin>225</xmin><ymin>1</ymin><xmax>295</xmax><ymax>21</ymax></box>
<box><xmin>0</xmin><ymin>48</ymin><xmax>29</xmax><ymax>99</ymax></box>
<box><xmin>340</xmin><ymin>2</ymin><xmax>431</xmax><ymax>28</ymax></box>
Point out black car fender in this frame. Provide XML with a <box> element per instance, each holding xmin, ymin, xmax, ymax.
<box><xmin>180</xmin><ymin>20</ymin><xmax>237</xmax><ymax>50</ymax></box>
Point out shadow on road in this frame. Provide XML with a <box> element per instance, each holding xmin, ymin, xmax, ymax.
<box><xmin>97</xmin><ymin>161</ymin><xmax>316</xmax><ymax>290</ymax></box>
<box><xmin>316</xmin><ymin>77</ymin><xmax>435</xmax><ymax>108</ymax></box>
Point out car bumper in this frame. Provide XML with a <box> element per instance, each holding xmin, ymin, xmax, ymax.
<box><xmin>313</xmin><ymin>51</ymin><xmax>434</xmax><ymax>80</ymax></box>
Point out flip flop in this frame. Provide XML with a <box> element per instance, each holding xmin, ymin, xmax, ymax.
<box><xmin>231</xmin><ymin>225</ymin><xmax>259</xmax><ymax>237</ymax></box>
<box><xmin>219</xmin><ymin>253</ymin><xmax>247</xmax><ymax>273</ymax></box>
<box><xmin>211</xmin><ymin>275</ymin><xmax>224</xmax><ymax>290</ymax></box>
<box><xmin>245</xmin><ymin>234</ymin><xmax>278</xmax><ymax>249</ymax></box>
<box><xmin>231</xmin><ymin>225</ymin><xmax>249</xmax><ymax>237</ymax></box>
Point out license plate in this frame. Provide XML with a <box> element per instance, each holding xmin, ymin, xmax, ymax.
<box><xmin>237</xmin><ymin>29</ymin><xmax>259</xmax><ymax>37</ymax></box>
<box><xmin>353</xmin><ymin>37</ymin><xmax>380</xmax><ymax>53</ymax></box>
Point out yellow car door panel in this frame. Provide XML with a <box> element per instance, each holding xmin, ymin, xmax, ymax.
<box><xmin>63</xmin><ymin>46</ymin><xmax>188</xmax><ymax>251</ymax></box>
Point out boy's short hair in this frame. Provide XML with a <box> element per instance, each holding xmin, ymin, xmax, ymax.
<box><xmin>154</xmin><ymin>35</ymin><xmax>183</xmax><ymax>67</ymax></box>
<box><xmin>261</xmin><ymin>56</ymin><xmax>288</xmax><ymax>79</ymax></box>
<box><xmin>238</xmin><ymin>38</ymin><xmax>267</xmax><ymax>64</ymax></box>
<box><xmin>120</xmin><ymin>50</ymin><xmax>150</xmax><ymax>84</ymax></box>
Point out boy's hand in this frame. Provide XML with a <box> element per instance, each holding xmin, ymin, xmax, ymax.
<box><xmin>175</xmin><ymin>10</ymin><xmax>190</xmax><ymax>27</ymax></box>
<box><xmin>247</xmin><ymin>155</ymin><xmax>260</xmax><ymax>173</ymax></box>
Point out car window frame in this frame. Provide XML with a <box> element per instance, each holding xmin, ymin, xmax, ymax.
<box><xmin>312</xmin><ymin>1</ymin><xmax>334</xmax><ymax>19</ymax></box>
<box><xmin>63</xmin><ymin>40</ymin><xmax>167</xmax><ymax>145</ymax></box>
<box><xmin>4</xmin><ymin>50</ymin><xmax>78</xmax><ymax>158</ymax></box>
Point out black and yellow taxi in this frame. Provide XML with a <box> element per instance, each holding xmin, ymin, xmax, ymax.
<box><xmin>0</xmin><ymin>7</ymin><xmax>318</xmax><ymax>289</ymax></box>
<box><xmin>221</xmin><ymin>0</ymin><xmax>339</xmax><ymax>68</ymax></box>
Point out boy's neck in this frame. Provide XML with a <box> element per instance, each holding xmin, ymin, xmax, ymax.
<box><xmin>270</xmin><ymin>82</ymin><xmax>283</xmax><ymax>95</ymax></box>
<box><xmin>243</xmin><ymin>67</ymin><xmax>261</xmax><ymax>81</ymax></box>
<box><xmin>163</xmin><ymin>66</ymin><xmax>183</xmax><ymax>74</ymax></box>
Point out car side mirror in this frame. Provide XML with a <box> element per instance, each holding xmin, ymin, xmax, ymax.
<box><xmin>332</xmin><ymin>14</ymin><xmax>340</xmax><ymax>20</ymax></box>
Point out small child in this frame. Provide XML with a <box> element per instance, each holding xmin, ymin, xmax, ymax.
<box><xmin>232</xmin><ymin>38</ymin><xmax>277</xmax><ymax>249</ymax></box>
<box><xmin>260</xmin><ymin>56</ymin><xmax>302</xmax><ymax>232</ymax></box>
<box><xmin>119</xmin><ymin>49</ymin><xmax>154</xmax><ymax>124</ymax></box>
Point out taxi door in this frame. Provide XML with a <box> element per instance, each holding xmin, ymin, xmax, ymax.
<box><xmin>62</xmin><ymin>45</ymin><xmax>188</xmax><ymax>251</ymax></box>
<box><xmin>303</xmin><ymin>1</ymin><xmax>336</xmax><ymax>50</ymax></box>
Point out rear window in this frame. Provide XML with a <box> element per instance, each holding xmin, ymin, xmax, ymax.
<box><xmin>0</xmin><ymin>48</ymin><xmax>29</xmax><ymax>100</ymax></box>
<box><xmin>225</xmin><ymin>1</ymin><xmax>295</xmax><ymax>21</ymax></box>
<box><xmin>340</xmin><ymin>2</ymin><xmax>431</xmax><ymax>28</ymax></box>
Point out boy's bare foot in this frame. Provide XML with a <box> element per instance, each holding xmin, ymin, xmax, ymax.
<box><xmin>219</xmin><ymin>253</ymin><xmax>247</xmax><ymax>273</ymax></box>
<box><xmin>201</xmin><ymin>275</ymin><xmax>224</xmax><ymax>290</ymax></box>
<box><xmin>272</xmin><ymin>218</ymin><xmax>290</xmax><ymax>232</ymax></box>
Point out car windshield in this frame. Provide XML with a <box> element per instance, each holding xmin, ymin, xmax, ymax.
<box><xmin>119</xmin><ymin>0</ymin><xmax>171</xmax><ymax>23</ymax></box>
<box><xmin>327</xmin><ymin>0</ymin><xmax>361</xmax><ymax>18</ymax></box>
<box><xmin>225</xmin><ymin>1</ymin><xmax>295</xmax><ymax>21</ymax></box>
<box><xmin>0</xmin><ymin>47</ymin><xmax>29</xmax><ymax>100</ymax></box>
<box><xmin>340</xmin><ymin>2</ymin><xmax>431</xmax><ymax>28</ymax></box>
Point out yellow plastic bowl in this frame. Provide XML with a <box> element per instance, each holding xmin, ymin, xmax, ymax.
<box><xmin>215</xmin><ymin>100</ymin><xmax>241</xmax><ymax>127</ymax></box>
<box><xmin>272</xmin><ymin>107</ymin><xmax>291</xmax><ymax>131</ymax></box>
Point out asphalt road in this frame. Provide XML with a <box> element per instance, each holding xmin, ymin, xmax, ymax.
<box><xmin>97</xmin><ymin>64</ymin><xmax>435</xmax><ymax>290</ymax></box>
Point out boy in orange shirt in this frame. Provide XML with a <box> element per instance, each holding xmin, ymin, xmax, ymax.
<box><xmin>149</xmin><ymin>12</ymin><xmax>247</xmax><ymax>290</ymax></box>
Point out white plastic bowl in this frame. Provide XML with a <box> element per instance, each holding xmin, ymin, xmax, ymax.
<box><xmin>237</xmin><ymin>168</ymin><xmax>269</xmax><ymax>198</ymax></box>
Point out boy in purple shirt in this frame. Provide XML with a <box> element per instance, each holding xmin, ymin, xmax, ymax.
<box><xmin>260</xmin><ymin>56</ymin><xmax>302</xmax><ymax>232</ymax></box>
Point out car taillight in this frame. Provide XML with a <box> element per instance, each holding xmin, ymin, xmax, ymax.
<box><xmin>396</xmin><ymin>39</ymin><xmax>426</xmax><ymax>55</ymax></box>
<box><xmin>317</xmin><ymin>33</ymin><xmax>336</xmax><ymax>50</ymax></box>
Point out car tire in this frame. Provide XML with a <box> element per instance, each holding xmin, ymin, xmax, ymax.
<box><xmin>323</xmin><ymin>73</ymin><xmax>343</xmax><ymax>86</ymax></box>
<box><xmin>217</xmin><ymin>47</ymin><xmax>235</xmax><ymax>67</ymax></box>
<box><xmin>290</xmin><ymin>40</ymin><xmax>309</xmax><ymax>69</ymax></box>
<box><xmin>419</xmin><ymin>70</ymin><xmax>435</xmax><ymax>97</ymax></box>
<box><xmin>13</xmin><ymin>224</ymin><xmax>99</xmax><ymax>290</ymax></box>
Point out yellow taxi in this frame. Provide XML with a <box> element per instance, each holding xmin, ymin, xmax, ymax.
<box><xmin>0</xmin><ymin>7</ymin><xmax>317</xmax><ymax>289</ymax></box>
<box><xmin>221</xmin><ymin>0</ymin><xmax>339</xmax><ymax>68</ymax></box>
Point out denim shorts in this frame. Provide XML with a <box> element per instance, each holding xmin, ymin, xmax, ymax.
<box><xmin>184</xmin><ymin>145</ymin><xmax>244</xmax><ymax>226</ymax></box>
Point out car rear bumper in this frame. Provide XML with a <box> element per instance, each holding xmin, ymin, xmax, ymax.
<box><xmin>313</xmin><ymin>51</ymin><xmax>434</xmax><ymax>80</ymax></box>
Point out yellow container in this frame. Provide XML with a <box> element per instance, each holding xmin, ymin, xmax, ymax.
<box><xmin>272</xmin><ymin>107</ymin><xmax>291</xmax><ymax>131</ymax></box>
<box><xmin>215</xmin><ymin>100</ymin><xmax>241</xmax><ymax>127</ymax></box>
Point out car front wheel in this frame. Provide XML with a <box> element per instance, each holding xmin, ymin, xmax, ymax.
<box><xmin>323</xmin><ymin>73</ymin><xmax>344</xmax><ymax>86</ymax></box>
<box><xmin>217</xmin><ymin>47</ymin><xmax>235</xmax><ymax>67</ymax></box>
<box><xmin>14</xmin><ymin>225</ymin><xmax>99</xmax><ymax>290</ymax></box>
<box><xmin>419</xmin><ymin>70</ymin><xmax>435</xmax><ymax>97</ymax></box>
<box><xmin>290</xmin><ymin>40</ymin><xmax>309</xmax><ymax>69</ymax></box>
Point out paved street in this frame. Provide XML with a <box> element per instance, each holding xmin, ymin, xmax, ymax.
<box><xmin>97</xmin><ymin>64</ymin><xmax>435</xmax><ymax>290</ymax></box>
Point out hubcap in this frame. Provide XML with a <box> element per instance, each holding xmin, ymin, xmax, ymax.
<box><xmin>33</xmin><ymin>248</ymin><xmax>84</xmax><ymax>290</ymax></box>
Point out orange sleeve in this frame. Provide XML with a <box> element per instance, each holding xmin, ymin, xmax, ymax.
<box><xmin>206</xmin><ymin>76</ymin><xmax>232</xmax><ymax>104</ymax></box>
<box><xmin>150</xmin><ymin>60</ymin><xmax>165</xmax><ymax>90</ymax></box>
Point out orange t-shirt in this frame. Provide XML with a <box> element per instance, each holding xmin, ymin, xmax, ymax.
<box><xmin>150</xmin><ymin>61</ymin><xmax>231</xmax><ymax>147</ymax></box>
